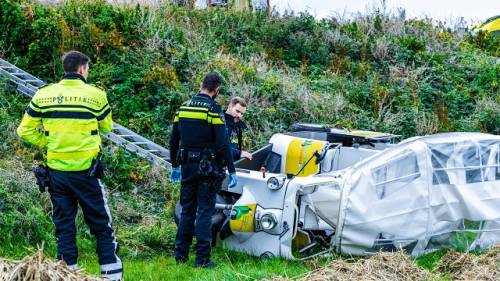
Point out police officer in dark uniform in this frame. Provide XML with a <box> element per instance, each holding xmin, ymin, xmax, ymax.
<box><xmin>224</xmin><ymin>97</ymin><xmax>252</xmax><ymax>162</ymax></box>
<box><xmin>169</xmin><ymin>72</ymin><xmax>238</xmax><ymax>268</ymax></box>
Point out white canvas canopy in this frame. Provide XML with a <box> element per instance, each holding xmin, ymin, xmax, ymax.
<box><xmin>332</xmin><ymin>133</ymin><xmax>500</xmax><ymax>256</ymax></box>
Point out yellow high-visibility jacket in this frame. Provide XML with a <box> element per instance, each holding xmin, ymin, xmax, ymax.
<box><xmin>17</xmin><ymin>76</ymin><xmax>112</xmax><ymax>171</ymax></box>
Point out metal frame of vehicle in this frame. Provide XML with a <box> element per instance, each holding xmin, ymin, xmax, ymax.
<box><xmin>219</xmin><ymin>130</ymin><xmax>500</xmax><ymax>259</ymax></box>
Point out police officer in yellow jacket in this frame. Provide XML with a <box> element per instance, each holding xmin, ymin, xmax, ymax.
<box><xmin>17</xmin><ymin>51</ymin><xmax>122</xmax><ymax>280</ymax></box>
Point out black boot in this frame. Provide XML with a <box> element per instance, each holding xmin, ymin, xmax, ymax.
<box><xmin>194</xmin><ymin>261</ymin><xmax>216</xmax><ymax>268</ymax></box>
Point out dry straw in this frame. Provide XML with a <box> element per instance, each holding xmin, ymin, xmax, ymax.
<box><xmin>435</xmin><ymin>246</ymin><xmax>500</xmax><ymax>281</ymax></box>
<box><xmin>269</xmin><ymin>246</ymin><xmax>500</xmax><ymax>281</ymax></box>
<box><xmin>298</xmin><ymin>251</ymin><xmax>431</xmax><ymax>281</ymax></box>
<box><xmin>0</xmin><ymin>250</ymin><xmax>103</xmax><ymax>281</ymax></box>
<box><xmin>270</xmin><ymin>251</ymin><xmax>431</xmax><ymax>281</ymax></box>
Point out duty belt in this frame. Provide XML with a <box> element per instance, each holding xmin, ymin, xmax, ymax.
<box><xmin>179</xmin><ymin>148</ymin><xmax>216</xmax><ymax>164</ymax></box>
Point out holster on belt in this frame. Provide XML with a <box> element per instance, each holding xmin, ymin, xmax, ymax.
<box><xmin>179</xmin><ymin>148</ymin><xmax>226</xmax><ymax>191</ymax></box>
<box><xmin>33</xmin><ymin>164</ymin><xmax>50</xmax><ymax>193</ymax></box>
<box><xmin>201</xmin><ymin>150</ymin><xmax>226</xmax><ymax>191</ymax></box>
<box><xmin>88</xmin><ymin>151</ymin><xmax>104</xmax><ymax>179</ymax></box>
<box><xmin>178</xmin><ymin>148</ymin><xmax>215</xmax><ymax>164</ymax></box>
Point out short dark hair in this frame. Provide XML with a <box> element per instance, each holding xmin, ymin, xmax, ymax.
<box><xmin>201</xmin><ymin>72</ymin><xmax>223</xmax><ymax>92</ymax></box>
<box><xmin>230</xmin><ymin>96</ymin><xmax>247</xmax><ymax>108</ymax></box>
<box><xmin>62</xmin><ymin>51</ymin><xmax>90</xmax><ymax>73</ymax></box>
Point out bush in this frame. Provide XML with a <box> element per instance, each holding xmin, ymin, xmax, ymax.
<box><xmin>2</xmin><ymin>0</ymin><xmax>498</xmax><ymax>145</ymax></box>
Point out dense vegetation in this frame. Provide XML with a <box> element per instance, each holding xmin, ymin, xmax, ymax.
<box><xmin>0</xmin><ymin>0</ymin><xmax>498</xmax><ymax>279</ymax></box>
<box><xmin>1</xmin><ymin>0</ymin><xmax>498</xmax><ymax>147</ymax></box>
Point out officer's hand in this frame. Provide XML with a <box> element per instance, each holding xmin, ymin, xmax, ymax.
<box><xmin>170</xmin><ymin>167</ymin><xmax>181</xmax><ymax>184</ymax></box>
<box><xmin>240</xmin><ymin>151</ymin><xmax>253</xmax><ymax>160</ymax></box>
<box><xmin>228</xmin><ymin>173</ymin><xmax>238</xmax><ymax>189</ymax></box>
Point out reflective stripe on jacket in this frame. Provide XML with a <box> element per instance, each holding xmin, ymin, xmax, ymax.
<box><xmin>169</xmin><ymin>93</ymin><xmax>235</xmax><ymax>173</ymax></box>
<box><xmin>17</xmin><ymin>76</ymin><xmax>112</xmax><ymax>171</ymax></box>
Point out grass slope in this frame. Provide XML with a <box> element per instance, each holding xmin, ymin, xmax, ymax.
<box><xmin>0</xmin><ymin>80</ymin><xmax>452</xmax><ymax>280</ymax></box>
<box><xmin>0</xmin><ymin>83</ymin><xmax>312</xmax><ymax>280</ymax></box>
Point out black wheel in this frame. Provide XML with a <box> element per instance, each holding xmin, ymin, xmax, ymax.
<box><xmin>260</xmin><ymin>251</ymin><xmax>275</xmax><ymax>259</ymax></box>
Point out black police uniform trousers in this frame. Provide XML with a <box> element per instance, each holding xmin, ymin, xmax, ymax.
<box><xmin>175</xmin><ymin>162</ymin><xmax>217</xmax><ymax>265</ymax></box>
<box><xmin>48</xmin><ymin>169</ymin><xmax>122</xmax><ymax>279</ymax></box>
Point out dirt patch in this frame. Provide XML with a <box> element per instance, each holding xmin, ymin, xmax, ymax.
<box><xmin>435</xmin><ymin>246</ymin><xmax>500</xmax><ymax>281</ymax></box>
<box><xmin>0</xmin><ymin>250</ymin><xmax>103</xmax><ymax>281</ymax></box>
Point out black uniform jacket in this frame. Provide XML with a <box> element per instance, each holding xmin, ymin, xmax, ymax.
<box><xmin>224</xmin><ymin>112</ymin><xmax>247</xmax><ymax>162</ymax></box>
<box><xmin>169</xmin><ymin>93</ymin><xmax>236</xmax><ymax>173</ymax></box>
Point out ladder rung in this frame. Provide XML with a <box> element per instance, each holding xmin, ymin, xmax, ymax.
<box><xmin>132</xmin><ymin>142</ymin><xmax>148</xmax><ymax>145</ymax></box>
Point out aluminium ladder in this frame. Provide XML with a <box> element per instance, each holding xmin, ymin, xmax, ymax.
<box><xmin>0</xmin><ymin>58</ymin><xmax>171</xmax><ymax>169</ymax></box>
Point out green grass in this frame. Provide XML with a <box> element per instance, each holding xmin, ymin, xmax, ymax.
<box><xmin>61</xmin><ymin>247</ymin><xmax>311</xmax><ymax>281</ymax></box>
<box><xmin>0</xmin><ymin>237</ymin><xmax>453</xmax><ymax>281</ymax></box>
<box><xmin>0</xmin><ymin>238</ymin><xmax>469</xmax><ymax>281</ymax></box>
<box><xmin>416</xmin><ymin>250</ymin><xmax>447</xmax><ymax>271</ymax></box>
<box><xmin>75</xmin><ymin>247</ymin><xmax>454</xmax><ymax>280</ymax></box>
<box><xmin>0</xmin><ymin>235</ymin><xmax>312</xmax><ymax>280</ymax></box>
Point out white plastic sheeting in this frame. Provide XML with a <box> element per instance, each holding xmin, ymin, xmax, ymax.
<box><xmin>333</xmin><ymin>133</ymin><xmax>500</xmax><ymax>256</ymax></box>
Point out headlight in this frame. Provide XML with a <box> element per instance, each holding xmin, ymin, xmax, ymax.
<box><xmin>267</xmin><ymin>177</ymin><xmax>283</xmax><ymax>190</ymax></box>
<box><xmin>260</xmin><ymin>213</ymin><xmax>277</xmax><ymax>230</ymax></box>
